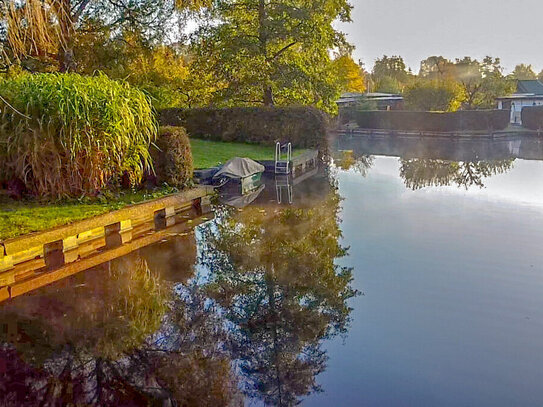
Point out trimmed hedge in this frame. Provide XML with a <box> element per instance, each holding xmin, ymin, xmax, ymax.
<box><xmin>159</xmin><ymin>107</ymin><xmax>329</xmax><ymax>148</ymax></box>
<box><xmin>340</xmin><ymin>109</ymin><xmax>510</xmax><ymax>132</ymax></box>
<box><xmin>149</xmin><ymin>126</ymin><xmax>193</xmax><ymax>188</ymax></box>
<box><xmin>521</xmin><ymin>106</ymin><xmax>543</xmax><ymax>130</ymax></box>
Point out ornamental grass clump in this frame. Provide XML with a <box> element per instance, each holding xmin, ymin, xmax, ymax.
<box><xmin>0</xmin><ymin>73</ymin><xmax>157</xmax><ymax>198</ymax></box>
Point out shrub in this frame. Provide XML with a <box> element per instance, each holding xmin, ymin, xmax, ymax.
<box><xmin>339</xmin><ymin>109</ymin><xmax>509</xmax><ymax>132</ymax></box>
<box><xmin>521</xmin><ymin>106</ymin><xmax>543</xmax><ymax>130</ymax></box>
<box><xmin>159</xmin><ymin>106</ymin><xmax>329</xmax><ymax>148</ymax></box>
<box><xmin>149</xmin><ymin>126</ymin><xmax>193</xmax><ymax>188</ymax></box>
<box><xmin>0</xmin><ymin>73</ymin><xmax>157</xmax><ymax>198</ymax></box>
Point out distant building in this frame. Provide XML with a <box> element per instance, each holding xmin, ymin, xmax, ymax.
<box><xmin>337</xmin><ymin>92</ymin><xmax>404</xmax><ymax>110</ymax></box>
<box><xmin>496</xmin><ymin>80</ymin><xmax>543</xmax><ymax>125</ymax></box>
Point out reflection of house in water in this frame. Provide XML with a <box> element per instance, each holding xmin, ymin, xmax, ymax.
<box><xmin>497</xmin><ymin>80</ymin><xmax>543</xmax><ymax>125</ymax></box>
<box><xmin>337</xmin><ymin>92</ymin><xmax>404</xmax><ymax>110</ymax></box>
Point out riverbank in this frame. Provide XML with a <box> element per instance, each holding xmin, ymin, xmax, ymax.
<box><xmin>335</xmin><ymin>127</ymin><xmax>542</xmax><ymax>139</ymax></box>
<box><xmin>0</xmin><ymin>188</ymin><xmax>181</xmax><ymax>241</ymax></box>
<box><xmin>0</xmin><ymin>187</ymin><xmax>213</xmax><ymax>301</ymax></box>
<box><xmin>0</xmin><ymin>139</ymin><xmax>310</xmax><ymax>241</ymax></box>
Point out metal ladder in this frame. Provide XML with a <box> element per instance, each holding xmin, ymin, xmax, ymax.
<box><xmin>275</xmin><ymin>142</ymin><xmax>292</xmax><ymax>175</ymax></box>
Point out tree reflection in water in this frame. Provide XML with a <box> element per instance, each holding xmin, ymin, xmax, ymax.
<box><xmin>199</xmin><ymin>186</ymin><xmax>358</xmax><ymax>406</ymax></box>
<box><xmin>0</xmin><ymin>249</ymin><xmax>242</xmax><ymax>406</ymax></box>
<box><xmin>400</xmin><ymin>158</ymin><xmax>515</xmax><ymax>190</ymax></box>
<box><xmin>0</xmin><ymin>175</ymin><xmax>357</xmax><ymax>406</ymax></box>
<box><xmin>334</xmin><ymin>150</ymin><xmax>374</xmax><ymax>176</ymax></box>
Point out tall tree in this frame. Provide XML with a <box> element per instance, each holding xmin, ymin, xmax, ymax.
<box><xmin>371</xmin><ymin>55</ymin><xmax>411</xmax><ymax>92</ymax></box>
<box><xmin>510</xmin><ymin>63</ymin><xmax>537</xmax><ymax>80</ymax></box>
<box><xmin>419</xmin><ymin>56</ymin><xmax>455</xmax><ymax>80</ymax></box>
<box><xmin>454</xmin><ymin>56</ymin><xmax>514</xmax><ymax>109</ymax></box>
<box><xmin>333</xmin><ymin>54</ymin><xmax>366</xmax><ymax>93</ymax></box>
<box><xmin>192</xmin><ymin>0</ymin><xmax>352</xmax><ymax>113</ymax></box>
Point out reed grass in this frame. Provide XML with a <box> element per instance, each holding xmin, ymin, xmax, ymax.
<box><xmin>0</xmin><ymin>73</ymin><xmax>157</xmax><ymax>198</ymax></box>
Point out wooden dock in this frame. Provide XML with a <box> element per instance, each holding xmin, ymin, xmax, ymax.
<box><xmin>0</xmin><ymin>187</ymin><xmax>214</xmax><ymax>302</ymax></box>
<box><xmin>194</xmin><ymin>149</ymin><xmax>320</xmax><ymax>184</ymax></box>
<box><xmin>258</xmin><ymin>149</ymin><xmax>319</xmax><ymax>175</ymax></box>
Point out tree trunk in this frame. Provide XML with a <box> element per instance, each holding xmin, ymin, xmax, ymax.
<box><xmin>263</xmin><ymin>85</ymin><xmax>274</xmax><ymax>106</ymax></box>
<box><xmin>258</xmin><ymin>0</ymin><xmax>274</xmax><ymax>106</ymax></box>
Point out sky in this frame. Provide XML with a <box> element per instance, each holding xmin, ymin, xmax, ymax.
<box><xmin>338</xmin><ymin>0</ymin><xmax>543</xmax><ymax>75</ymax></box>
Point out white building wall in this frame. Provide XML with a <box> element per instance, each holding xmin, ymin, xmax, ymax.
<box><xmin>509</xmin><ymin>99</ymin><xmax>543</xmax><ymax>124</ymax></box>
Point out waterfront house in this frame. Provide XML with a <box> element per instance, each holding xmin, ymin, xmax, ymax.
<box><xmin>337</xmin><ymin>92</ymin><xmax>404</xmax><ymax>110</ymax></box>
<box><xmin>496</xmin><ymin>80</ymin><xmax>543</xmax><ymax>125</ymax></box>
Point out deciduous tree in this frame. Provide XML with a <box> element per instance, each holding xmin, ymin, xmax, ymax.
<box><xmin>404</xmin><ymin>79</ymin><xmax>462</xmax><ymax>111</ymax></box>
<box><xmin>454</xmin><ymin>56</ymin><xmax>514</xmax><ymax>109</ymax></box>
<box><xmin>511</xmin><ymin>63</ymin><xmax>537</xmax><ymax>80</ymax></box>
<box><xmin>372</xmin><ymin>55</ymin><xmax>411</xmax><ymax>92</ymax></box>
<box><xmin>191</xmin><ymin>0</ymin><xmax>353</xmax><ymax>113</ymax></box>
<box><xmin>333</xmin><ymin>54</ymin><xmax>366</xmax><ymax>93</ymax></box>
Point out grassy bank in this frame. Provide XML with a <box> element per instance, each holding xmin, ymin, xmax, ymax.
<box><xmin>0</xmin><ymin>189</ymin><xmax>176</xmax><ymax>241</ymax></box>
<box><xmin>1</xmin><ymin>140</ymin><xmax>310</xmax><ymax>240</ymax></box>
<box><xmin>190</xmin><ymin>139</ymin><xmax>308</xmax><ymax>169</ymax></box>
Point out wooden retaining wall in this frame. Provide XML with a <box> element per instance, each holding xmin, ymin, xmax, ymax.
<box><xmin>0</xmin><ymin>187</ymin><xmax>214</xmax><ymax>301</ymax></box>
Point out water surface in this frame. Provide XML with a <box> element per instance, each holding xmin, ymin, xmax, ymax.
<box><xmin>2</xmin><ymin>135</ymin><xmax>543</xmax><ymax>406</ymax></box>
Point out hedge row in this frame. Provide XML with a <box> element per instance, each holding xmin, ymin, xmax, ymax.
<box><xmin>340</xmin><ymin>109</ymin><xmax>510</xmax><ymax>132</ymax></box>
<box><xmin>159</xmin><ymin>106</ymin><xmax>330</xmax><ymax>148</ymax></box>
<box><xmin>521</xmin><ymin>106</ymin><xmax>543</xmax><ymax>130</ymax></box>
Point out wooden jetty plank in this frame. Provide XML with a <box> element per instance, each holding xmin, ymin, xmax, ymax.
<box><xmin>2</xmin><ymin>186</ymin><xmax>213</xmax><ymax>257</ymax></box>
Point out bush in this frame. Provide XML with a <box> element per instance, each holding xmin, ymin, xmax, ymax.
<box><xmin>149</xmin><ymin>126</ymin><xmax>193</xmax><ymax>188</ymax></box>
<box><xmin>521</xmin><ymin>106</ymin><xmax>543</xmax><ymax>130</ymax></box>
<box><xmin>0</xmin><ymin>73</ymin><xmax>157</xmax><ymax>198</ymax></box>
<box><xmin>339</xmin><ymin>109</ymin><xmax>509</xmax><ymax>132</ymax></box>
<box><xmin>159</xmin><ymin>106</ymin><xmax>329</xmax><ymax>148</ymax></box>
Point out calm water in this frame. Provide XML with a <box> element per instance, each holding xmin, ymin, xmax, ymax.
<box><xmin>2</xmin><ymin>135</ymin><xmax>543</xmax><ymax>406</ymax></box>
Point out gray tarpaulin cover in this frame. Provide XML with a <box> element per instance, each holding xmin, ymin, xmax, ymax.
<box><xmin>213</xmin><ymin>157</ymin><xmax>265</xmax><ymax>179</ymax></box>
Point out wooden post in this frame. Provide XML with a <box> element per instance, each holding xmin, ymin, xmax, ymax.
<box><xmin>44</xmin><ymin>240</ymin><xmax>65</xmax><ymax>270</ymax></box>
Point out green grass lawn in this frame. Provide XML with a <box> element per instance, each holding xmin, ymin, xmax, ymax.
<box><xmin>1</xmin><ymin>140</ymin><xmax>309</xmax><ymax>240</ymax></box>
<box><xmin>0</xmin><ymin>189</ymin><xmax>176</xmax><ymax>241</ymax></box>
<box><xmin>190</xmin><ymin>139</ymin><xmax>307</xmax><ymax>169</ymax></box>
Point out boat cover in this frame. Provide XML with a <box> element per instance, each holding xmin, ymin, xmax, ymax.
<box><xmin>213</xmin><ymin>157</ymin><xmax>265</xmax><ymax>180</ymax></box>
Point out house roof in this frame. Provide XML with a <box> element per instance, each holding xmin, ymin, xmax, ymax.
<box><xmin>337</xmin><ymin>92</ymin><xmax>403</xmax><ymax>104</ymax></box>
<box><xmin>517</xmin><ymin>80</ymin><xmax>543</xmax><ymax>95</ymax></box>
<box><xmin>496</xmin><ymin>94</ymin><xmax>543</xmax><ymax>100</ymax></box>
